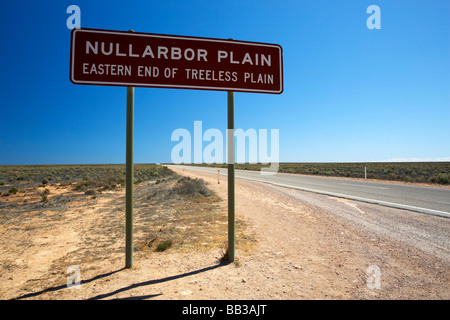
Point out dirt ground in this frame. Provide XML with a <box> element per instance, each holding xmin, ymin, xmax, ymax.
<box><xmin>0</xmin><ymin>166</ymin><xmax>448</xmax><ymax>300</ymax></box>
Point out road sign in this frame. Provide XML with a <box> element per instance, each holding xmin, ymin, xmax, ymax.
<box><xmin>70</xmin><ymin>28</ymin><xmax>283</xmax><ymax>94</ymax></box>
<box><xmin>69</xmin><ymin>28</ymin><xmax>284</xmax><ymax>266</ymax></box>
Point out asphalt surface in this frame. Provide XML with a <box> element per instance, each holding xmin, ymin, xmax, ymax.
<box><xmin>172</xmin><ymin>165</ymin><xmax>450</xmax><ymax>218</ymax></box>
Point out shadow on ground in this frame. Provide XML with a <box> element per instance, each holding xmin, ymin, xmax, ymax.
<box><xmin>13</xmin><ymin>263</ymin><xmax>227</xmax><ymax>300</ymax></box>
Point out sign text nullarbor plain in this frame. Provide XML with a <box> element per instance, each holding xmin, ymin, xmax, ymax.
<box><xmin>70</xmin><ymin>28</ymin><xmax>283</xmax><ymax>93</ymax></box>
<box><xmin>85</xmin><ymin>41</ymin><xmax>273</xmax><ymax>66</ymax></box>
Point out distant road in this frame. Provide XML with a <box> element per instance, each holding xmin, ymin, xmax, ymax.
<box><xmin>171</xmin><ymin>165</ymin><xmax>450</xmax><ymax>218</ymax></box>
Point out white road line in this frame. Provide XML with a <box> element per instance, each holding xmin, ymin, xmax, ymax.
<box><xmin>174</xmin><ymin>166</ymin><xmax>450</xmax><ymax>218</ymax></box>
<box><xmin>241</xmin><ymin>178</ymin><xmax>450</xmax><ymax>219</ymax></box>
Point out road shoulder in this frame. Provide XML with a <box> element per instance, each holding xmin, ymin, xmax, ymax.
<box><xmin>169</xmin><ymin>165</ymin><xmax>450</xmax><ymax>299</ymax></box>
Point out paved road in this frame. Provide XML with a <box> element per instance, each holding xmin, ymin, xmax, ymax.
<box><xmin>172</xmin><ymin>165</ymin><xmax>450</xmax><ymax>218</ymax></box>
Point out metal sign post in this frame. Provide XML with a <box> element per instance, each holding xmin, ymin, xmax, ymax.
<box><xmin>227</xmin><ymin>91</ymin><xmax>235</xmax><ymax>262</ymax></box>
<box><xmin>125</xmin><ymin>86</ymin><xmax>134</xmax><ymax>268</ymax></box>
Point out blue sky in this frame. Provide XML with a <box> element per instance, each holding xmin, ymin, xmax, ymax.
<box><xmin>0</xmin><ymin>0</ymin><xmax>449</xmax><ymax>165</ymax></box>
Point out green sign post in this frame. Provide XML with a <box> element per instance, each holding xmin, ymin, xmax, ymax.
<box><xmin>125</xmin><ymin>86</ymin><xmax>134</xmax><ymax>268</ymax></box>
<box><xmin>227</xmin><ymin>91</ymin><xmax>235</xmax><ymax>262</ymax></box>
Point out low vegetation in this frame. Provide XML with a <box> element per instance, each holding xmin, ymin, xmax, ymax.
<box><xmin>0</xmin><ymin>163</ymin><xmax>254</xmax><ymax>256</ymax></box>
<box><xmin>0</xmin><ymin>163</ymin><xmax>256</xmax><ymax>298</ymax></box>
<box><xmin>190</xmin><ymin>162</ymin><xmax>450</xmax><ymax>185</ymax></box>
<box><xmin>0</xmin><ymin>164</ymin><xmax>173</xmax><ymax>195</ymax></box>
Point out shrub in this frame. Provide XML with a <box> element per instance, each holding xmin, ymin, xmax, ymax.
<box><xmin>430</xmin><ymin>173</ymin><xmax>449</xmax><ymax>185</ymax></box>
<box><xmin>389</xmin><ymin>173</ymin><xmax>398</xmax><ymax>180</ymax></box>
<box><xmin>0</xmin><ymin>181</ymin><xmax>5</xmax><ymax>185</ymax></box>
<box><xmin>173</xmin><ymin>177</ymin><xmax>211</xmax><ymax>197</ymax></box>
<box><xmin>75</xmin><ymin>180</ymin><xmax>90</xmax><ymax>191</ymax></box>
<box><xmin>9</xmin><ymin>187</ymin><xmax>18</xmax><ymax>194</ymax></box>
<box><xmin>156</xmin><ymin>240</ymin><xmax>172</xmax><ymax>252</ymax></box>
<box><xmin>438</xmin><ymin>174</ymin><xmax>449</xmax><ymax>184</ymax></box>
<box><xmin>218</xmin><ymin>245</ymin><xmax>229</xmax><ymax>263</ymax></box>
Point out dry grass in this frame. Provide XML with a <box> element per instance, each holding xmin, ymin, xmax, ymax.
<box><xmin>0</xmin><ymin>165</ymin><xmax>256</xmax><ymax>298</ymax></box>
<box><xmin>133</xmin><ymin>175</ymin><xmax>255</xmax><ymax>255</ymax></box>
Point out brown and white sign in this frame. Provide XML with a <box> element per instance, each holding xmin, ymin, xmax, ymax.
<box><xmin>70</xmin><ymin>28</ymin><xmax>283</xmax><ymax>94</ymax></box>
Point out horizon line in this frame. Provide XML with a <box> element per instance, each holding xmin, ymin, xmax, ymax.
<box><xmin>1</xmin><ymin>158</ymin><xmax>450</xmax><ymax>166</ymax></box>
